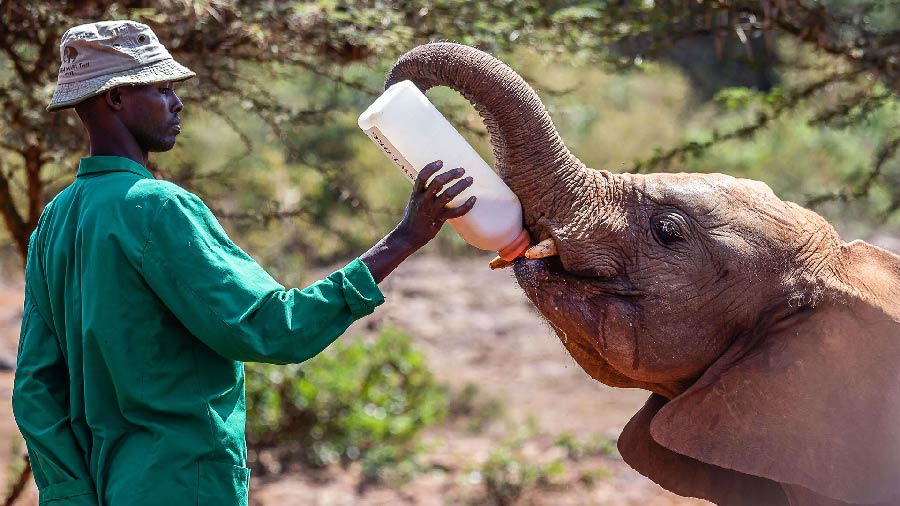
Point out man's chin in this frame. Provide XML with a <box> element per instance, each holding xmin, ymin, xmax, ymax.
<box><xmin>148</xmin><ymin>140</ymin><xmax>178</xmax><ymax>153</ymax></box>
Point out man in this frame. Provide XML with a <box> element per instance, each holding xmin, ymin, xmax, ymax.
<box><xmin>12</xmin><ymin>20</ymin><xmax>475</xmax><ymax>505</ymax></box>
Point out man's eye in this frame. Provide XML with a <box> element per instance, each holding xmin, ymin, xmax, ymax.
<box><xmin>160</xmin><ymin>87</ymin><xmax>173</xmax><ymax>94</ymax></box>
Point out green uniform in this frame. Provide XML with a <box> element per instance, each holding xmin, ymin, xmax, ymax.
<box><xmin>12</xmin><ymin>156</ymin><xmax>385</xmax><ymax>505</ymax></box>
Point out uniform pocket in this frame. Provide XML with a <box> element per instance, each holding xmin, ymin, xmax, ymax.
<box><xmin>198</xmin><ymin>460</ymin><xmax>250</xmax><ymax>506</ymax></box>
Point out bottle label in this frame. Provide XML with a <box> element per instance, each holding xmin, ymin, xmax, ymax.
<box><xmin>364</xmin><ymin>126</ymin><xmax>417</xmax><ymax>183</ymax></box>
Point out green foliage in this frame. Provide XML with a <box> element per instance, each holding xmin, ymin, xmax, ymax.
<box><xmin>577</xmin><ymin>466</ymin><xmax>613</xmax><ymax>487</ymax></box>
<box><xmin>448</xmin><ymin>382</ymin><xmax>507</xmax><ymax>433</ymax></box>
<box><xmin>817</xmin><ymin>0</ymin><xmax>900</xmax><ymax>33</ymax></box>
<box><xmin>475</xmin><ymin>438</ymin><xmax>566</xmax><ymax>506</ymax></box>
<box><xmin>464</xmin><ymin>429</ymin><xmax>621</xmax><ymax>504</ymax></box>
<box><xmin>245</xmin><ymin>327</ymin><xmax>448</xmax><ymax>473</ymax></box>
<box><xmin>715</xmin><ymin>86</ymin><xmax>776</xmax><ymax>110</ymax></box>
<box><xmin>686</xmin><ymin>71</ymin><xmax>900</xmax><ymax>234</ymax></box>
<box><xmin>357</xmin><ymin>441</ymin><xmax>435</xmax><ymax>485</ymax></box>
<box><xmin>554</xmin><ymin>432</ymin><xmax>618</xmax><ymax>461</ymax></box>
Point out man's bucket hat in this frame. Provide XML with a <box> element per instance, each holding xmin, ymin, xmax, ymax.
<box><xmin>47</xmin><ymin>20</ymin><xmax>195</xmax><ymax>111</ymax></box>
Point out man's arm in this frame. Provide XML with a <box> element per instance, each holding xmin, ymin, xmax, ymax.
<box><xmin>12</xmin><ymin>286</ymin><xmax>97</xmax><ymax>505</ymax></box>
<box><xmin>361</xmin><ymin>160</ymin><xmax>475</xmax><ymax>283</ymax></box>
<box><xmin>139</xmin><ymin>160</ymin><xmax>473</xmax><ymax>364</ymax></box>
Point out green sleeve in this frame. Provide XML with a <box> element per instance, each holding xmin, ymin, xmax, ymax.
<box><xmin>12</xmin><ymin>286</ymin><xmax>98</xmax><ymax>505</ymax></box>
<box><xmin>139</xmin><ymin>191</ymin><xmax>385</xmax><ymax>364</ymax></box>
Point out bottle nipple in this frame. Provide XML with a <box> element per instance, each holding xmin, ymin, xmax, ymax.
<box><xmin>497</xmin><ymin>229</ymin><xmax>531</xmax><ymax>261</ymax></box>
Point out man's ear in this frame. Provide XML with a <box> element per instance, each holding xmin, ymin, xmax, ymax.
<box><xmin>104</xmin><ymin>87</ymin><xmax>123</xmax><ymax>111</ymax></box>
<box><xmin>648</xmin><ymin>241</ymin><xmax>900</xmax><ymax>504</ymax></box>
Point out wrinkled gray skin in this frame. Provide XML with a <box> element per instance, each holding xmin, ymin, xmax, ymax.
<box><xmin>386</xmin><ymin>43</ymin><xmax>900</xmax><ymax>506</ymax></box>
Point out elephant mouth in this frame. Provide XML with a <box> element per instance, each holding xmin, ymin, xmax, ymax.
<box><xmin>514</xmin><ymin>257</ymin><xmax>654</xmax><ymax>391</ymax></box>
<box><xmin>514</xmin><ymin>257</ymin><xmax>642</xmax><ymax>299</ymax></box>
<box><xmin>513</xmin><ymin>256</ymin><xmax>558</xmax><ymax>288</ymax></box>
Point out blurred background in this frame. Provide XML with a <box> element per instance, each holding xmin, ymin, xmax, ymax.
<box><xmin>1</xmin><ymin>1</ymin><xmax>898</xmax><ymax>504</ymax></box>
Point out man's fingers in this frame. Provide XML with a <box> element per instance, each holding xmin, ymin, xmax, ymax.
<box><xmin>415</xmin><ymin>160</ymin><xmax>443</xmax><ymax>193</ymax></box>
<box><xmin>425</xmin><ymin>167</ymin><xmax>465</xmax><ymax>197</ymax></box>
<box><xmin>440</xmin><ymin>196</ymin><xmax>476</xmax><ymax>220</ymax></box>
<box><xmin>436</xmin><ymin>176</ymin><xmax>473</xmax><ymax>207</ymax></box>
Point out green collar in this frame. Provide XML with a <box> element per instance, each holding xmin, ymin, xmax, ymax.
<box><xmin>76</xmin><ymin>156</ymin><xmax>155</xmax><ymax>179</ymax></box>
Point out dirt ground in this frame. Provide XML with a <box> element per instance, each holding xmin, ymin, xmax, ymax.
<box><xmin>0</xmin><ymin>253</ymin><xmax>707</xmax><ymax>505</ymax></box>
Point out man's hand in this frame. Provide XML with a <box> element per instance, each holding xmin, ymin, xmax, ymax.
<box><xmin>361</xmin><ymin>160</ymin><xmax>476</xmax><ymax>283</ymax></box>
<box><xmin>396</xmin><ymin>160</ymin><xmax>476</xmax><ymax>249</ymax></box>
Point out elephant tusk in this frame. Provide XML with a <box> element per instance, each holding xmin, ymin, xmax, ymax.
<box><xmin>489</xmin><ymin>255</ymin><xmax>514</xmax><ymax>270</ymax></box>
<box><xmin>525</xmin><ymin>238</ymin><xmax>558</xmax><ymax>259</ymax></box>
<box><xmin>490</xmin><ymin>237</ymin><xmax>557</xmax><ymax>268</ymax></box>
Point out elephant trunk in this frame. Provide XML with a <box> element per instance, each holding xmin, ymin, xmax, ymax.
<box><xmin>384</xmin><ymin>42</ymin><xmax>587</xmax><ymax>225</ymax></box>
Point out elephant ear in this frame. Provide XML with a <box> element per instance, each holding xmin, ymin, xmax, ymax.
<box><xmin>619</xmin><ymin>394</ymin><xmax>790</xmax><ymax>506</ymax></box>
<box><xmin>650</xmin><ymin>241</ymin><xmax>900</xmax><ymax>504</ymax></box>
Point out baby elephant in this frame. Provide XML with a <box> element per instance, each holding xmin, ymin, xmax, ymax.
<box><xmin>387</xmin><ymin>42</ymin><xmax>900</xmax><ymax>506</ymax></box>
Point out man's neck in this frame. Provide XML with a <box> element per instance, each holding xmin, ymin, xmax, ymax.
<box><xmin>89</xmin><ymin>148</ymin><xmax>148</xmax><ymax>168</ymax></box>
<box><xmin>87</xmin><ymin>127</ymin><xmax>148</xmax><ymax>167</ymax></box>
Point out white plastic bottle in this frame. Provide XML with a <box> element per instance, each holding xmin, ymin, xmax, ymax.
<box><xmin>357</xmin><ymin>80</ymin><xmax>530</xmax><ymax>261</ymax></box>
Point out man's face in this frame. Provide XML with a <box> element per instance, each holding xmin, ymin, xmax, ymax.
<box><xmin>118</xmin><ymin>82</ymin><xmax>183</xmax><ymax>152</ymax></box>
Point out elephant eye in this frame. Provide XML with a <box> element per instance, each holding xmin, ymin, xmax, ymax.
<box><xmin>651</xmin><ymin>216</ymin><xmax>684</xmax><ymax>245</ymax></box>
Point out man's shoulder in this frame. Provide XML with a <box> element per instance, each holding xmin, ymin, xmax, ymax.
<box><xmin>127</xmin><ymin>179</ymin><xmax>204</xmax><ymax>212</ymax></box>
<box><xmin>129</xmin><ymin>178</ymin><xmax>191</xmax><ymax>200</ymax></box>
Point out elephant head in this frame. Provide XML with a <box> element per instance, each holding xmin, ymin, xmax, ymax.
<box><xmin>386</xmin><ymin>43</ymin><xmax>900</xmax><ymax>506</ymax></box>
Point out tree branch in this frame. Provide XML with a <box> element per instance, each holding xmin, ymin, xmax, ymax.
<box><xmin>806</xmin><ymin>132</ymin><xmax>900</xmax><ymax>207</ymax></box>
<box><xmin>24</xmin><ymin>144</ymin><xmax>43</xmax><ymax>227</ymax></box>
<box><xmin>0</xmin><ymin>161</ymin><xmax>27</xmax><ymax>265</ymax></box>
<box><xmin>196</xmin><ymin>101</ymin><xmax>254</xmax><ymax>154</ymax></box>
<box><xmin>633</xmin><ymin>69</ymin><xmax>866</xmax><ymax>172</ymax></box>
<box><xmin>808</xmin><ymin>89</ymin><xmax>891</xmax><ymax>128</ymax></box>
<box><xmin>3</xmin><ymin>454</ymin><xmax>31</xmax><ymax>506</ymax></box>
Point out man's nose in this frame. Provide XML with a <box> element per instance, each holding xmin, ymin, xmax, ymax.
<box><xmin>171</xmin><ymin>92</ymin><xmax>184</xmax><ymax>113</ymax></box>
